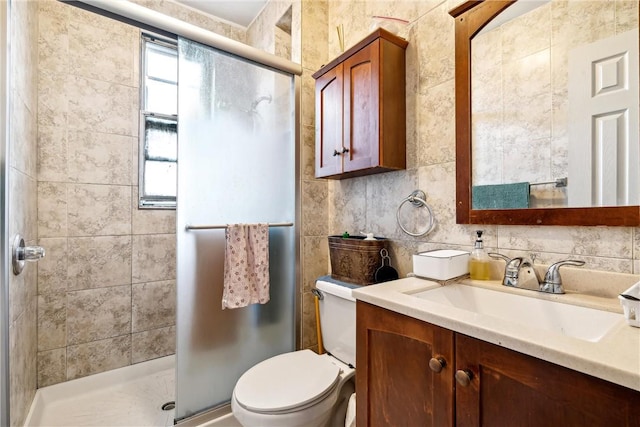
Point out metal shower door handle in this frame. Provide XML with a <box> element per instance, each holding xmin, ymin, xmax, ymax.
<box><xmin>12</xmin><ymin>234</ymin><xmax>46</xmax><ymax>275</ymax></box>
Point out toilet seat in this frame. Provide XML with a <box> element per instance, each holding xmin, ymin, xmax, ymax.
<box><xmin>234</xmin><ymin>350</ymin><xmax>341</xmax><ymax>414</ymax></box>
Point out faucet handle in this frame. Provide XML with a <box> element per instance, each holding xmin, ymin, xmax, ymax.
<box><xmin>542</xmin><ymin>259</ymin><xmax>585</xmax><ymax>294</ymax></box>
<box><xmin>488</xmin><ymin>252</ymin><xmax>510</xmax><ymax>263</ymax></box>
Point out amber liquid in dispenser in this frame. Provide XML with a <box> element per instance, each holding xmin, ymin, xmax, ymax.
<box><xmin>469</xmin><ymin>230</ymin><xmax>491</xmax><ymax>280</ymax></box>
<box><xmin>469</xmin><ymin>258</ymin><xmax>490</xmax><ymax>280</ymax></box>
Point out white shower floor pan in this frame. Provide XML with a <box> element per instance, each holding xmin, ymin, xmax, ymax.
<box><xmin>24</xmin><ymin>354</ymin><xmax>242</xmax><ymax>427</ymax></box>
<box><xmin>25</xmin><ymin>355</ymin><xmax>176</xmax><ymax>426</ymax></box>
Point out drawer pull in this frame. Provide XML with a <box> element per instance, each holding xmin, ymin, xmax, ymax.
<box><xmin>428</xmin><ymin>357</ymin><xmax>446</xmax><ymax>373</ymax></box>
<box><xmin>455</xmin><ymin>369</ymin><xmax>473</xmax><ymax>387</ymax></box>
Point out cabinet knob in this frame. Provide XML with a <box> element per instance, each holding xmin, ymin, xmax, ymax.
<box><xmin>428</xmin><ymin>357</ymin><xmax>446</xmax><ymax>373</ymax></box>
<box><xmin>455</xmin><ymin>369</ymin><xmax>474</xmax><ymax>387</ymax></box>
<box><xmin>333</xmin><ymin>149</ymin><xmax>341</xmax><ymax>156</ymax></box>
<box><xmin>341</xmin><ymin>147</ymin><xmax>349</xmax><ymax>154</ymax></box>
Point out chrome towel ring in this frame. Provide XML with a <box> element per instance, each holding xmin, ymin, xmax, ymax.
<box><xmin>396</xmin><ymin>190</ymin><xmax>435</xmax><ymax>237</ymax></box>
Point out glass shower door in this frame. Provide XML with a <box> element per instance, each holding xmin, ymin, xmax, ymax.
<box><xmin>175</xmin><ymin>38</ymin><xmax>297</xmax><ymax>421</ymax></box>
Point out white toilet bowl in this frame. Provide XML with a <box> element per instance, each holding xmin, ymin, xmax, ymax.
<box><xmin>231</xmin><ymin>280</ymin><xmax>357</xmax><ymax>427</ymax></box>
<box><xmin>231</xmin><ymin>350</ymin><xmax>354</xmax><ymax>427</ymax></box>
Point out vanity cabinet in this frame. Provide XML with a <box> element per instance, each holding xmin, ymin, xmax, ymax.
<box><xmin>312</xmin><ymin>28</ymin><xmax>407</xmax><ymax>179</ymax></box>
<box><xmin>356</xmin><ymin>302</ymin><xmax>640</xmax><ymax>427</ymax></box>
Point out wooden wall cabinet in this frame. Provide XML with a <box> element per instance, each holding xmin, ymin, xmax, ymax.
<box><xmin>357</xmin><ymin>302</ymin><xmax>640</xmax><ymax>427</ymax></box>
<box><xmin>312</xmin><ymin>29</ymin><xmax>408</xmax><ymax>179</ymax></box>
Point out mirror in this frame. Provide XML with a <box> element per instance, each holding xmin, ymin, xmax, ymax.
<box><xmin>451</xmin><ymin>0</ymin><xmax>640</xmax><ymax>226</ymax></box>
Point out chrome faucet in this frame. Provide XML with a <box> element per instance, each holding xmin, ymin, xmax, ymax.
<box><xmin>489</xmin><ymin>253</ymin><xmax>585</xmax><ymax>294</ymax></box>
<box><xmin>504</xmin><ymin>257</ymin><xmax>540</xmax><ymax>291</ymax></box>
<box><xmin>540</xmin><ymin>260</ymin><xmax>585</xmax><ymax>294</ymax></box>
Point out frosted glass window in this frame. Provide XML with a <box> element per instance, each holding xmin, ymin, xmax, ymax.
<box><xmin>140</xmin><ymin>34</ymin><xmax>178</xmax><ymax>209</ymax></box>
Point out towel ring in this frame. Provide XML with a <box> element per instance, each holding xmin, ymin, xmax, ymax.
<box><xmin>396</xmin><ymin>190</ymin><xmax>436</xmax><ymax>237</ymax></box>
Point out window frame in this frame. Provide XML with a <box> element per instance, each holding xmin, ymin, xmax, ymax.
<box><xmin>139</xmin><ymin>32</ymin><xmax>178</xmax><ymax>210</ymax></box>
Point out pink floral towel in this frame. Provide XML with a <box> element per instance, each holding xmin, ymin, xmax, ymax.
<box><xmin>222</xmin><ymin>224</ymin><xmax>270</xmax><ymax>309</ymax></box>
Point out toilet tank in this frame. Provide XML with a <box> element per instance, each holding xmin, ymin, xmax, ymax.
<box><xmin>316</xmin><ymin>280</ymin><xmax>356</xmax><ymax>367</ymax></box>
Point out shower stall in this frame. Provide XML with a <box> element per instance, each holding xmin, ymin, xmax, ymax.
<box><xmin>0</xmin><ymin>0</ymin><xmax>301</xmax><ymax>424</ymax></box>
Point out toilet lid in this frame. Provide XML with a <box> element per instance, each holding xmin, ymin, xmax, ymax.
<box><xmin>234</xmin><ymin>350</ymin><xmax>341</xmax><ymax>413</ymax></box>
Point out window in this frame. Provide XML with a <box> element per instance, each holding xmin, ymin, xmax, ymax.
<box><xmin>139</xmin><ymin>34</ymin><xmax>178</xmax><ymax>209</ymax></box>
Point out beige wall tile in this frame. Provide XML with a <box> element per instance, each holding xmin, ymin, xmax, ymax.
<box><xmin>303</xmin><ymin>236</ymin><xmax>329</xmax><ymax>292</ymax></box>
<box><xmin>131</xmin><ymin>326</ymin><xmax>176</xmax><ymax>364</ymax></box>
<box><xmin>419</xmin><ymin>79</ymin><xmax>456</xmax><ymax>167</ymax></box>
<box><xmin>66</xmin><ymin>286</ymin><xmax>131</xmax><ymax>345</ymax></box>
<box><xmin>301</xmin><ymin>0</ymin><xmax>328</xmax><ymax>71</ymax></box>
<box><xmin>301</xmin><ymin>124</ymin><xmax>316</xmax><ymax>180</ymax></box>
<box><xmin>301</xmin><ymin>291</ymin><xmax>318</xmax><ymax>350</ymax></box>
<box><xmin>67</xmin><ymin>236</ymin><xmax>132</xmax><ymax>291</ymax></box>
<box><xmin>38</xmin><ymin>126</ymin><xmax>68</xmax><ymax>182</ymax></box>
<box><xmin>366</xmin><ymin>170</ymin><xmax>418</xmax><ymax>240</ymax></box>
<box><xmin>132</xmin><ymin>234</ymin><xmax>176</xmax><ymax>283</ymax></box>
<box><xmin>67</xmin><ymin>131</ymin><xmax>134</xmax><ymax>185</ymax></box>
<box><xmin>67</xmin><ymin>335</ymin><xmax>131</xmax><ymax>380</ymax></box>
<box><xmin>497</xmin><ymin>225</ymin><xmax>633</xmax><ymax>260</ymax></box>
<box><xmin>9</xmin><ymin>300</ymin><xmax>37</xmax><ymax>427</ymax></box>
<box><xmin>38</xmin><ymin>182</ymin><xmax>67</xmax><ymax>238</ymax></box>
<box><xmin>37</xmin><ymin>237</ymin><xmax>68</xmax><ymax>295</ymax></box>
<box><xmin>68</xmin><ymin>19</ymin><xmax>137</xmax><ymax>86</ymax></box>
<box><xmin>132</xmin><ymin>280</ymin><xmax>176</xmax><ymax>332</ymax></box>
<box><xmin>38</xmin><ymin>71</ymin><xmax>68</xmax><ymax>127</ymax></box>
<box><xmin>328</xmin><ymin>178</ymin><xmax>367</xmax><ymax>235</ymax></box>
<box><xmin>301</xmin><ymin>180</ymin><xmax>329</xmax><ymax>236</ymax></box>
<box><xmin>67</xmin><ymin>184</ymin><xmax>131</xmax><ymax>236</ymax></box>
<box><xmin>37</xmin><ymin>348</ymin><xmax>66</xmax><ymax>388</ymax></box>
<box><xmin>415</xmin><ymin>3</ymin><xmax>455</xmax><ymax>92</ymax></box>
<box><xmin>37</xmin><ymin>293</ymin><xmax>67</xmax><ymax>351</ymax></box>
<box><xmin>616</xmin><ymin>1</ymin><xmax>639</xmax><ymax>33</ymax></box>
<box><xmin>38</xmin><ymin>0</ymin><xmax>69</xmax><ymax>75</ymax></box>
<box><xmin>67</xmin><ymin>75</ymin><xmax>138</xmax><ymax>137</ymax></box>
<box><xmin>10</xmin><ymin>95</ymin><xmax>37</xmax><ymax>178</ymax></box>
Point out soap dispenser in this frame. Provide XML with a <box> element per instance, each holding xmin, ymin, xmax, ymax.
<box><xmin>469</xmin><ymin>230</ymin><xmax>490</xmax><ymax>280</ymax></box>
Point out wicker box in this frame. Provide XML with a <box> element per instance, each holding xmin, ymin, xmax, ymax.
<box><xmin>328</xmin><ymin>236</ymin><xmax>388</xmax><ymax>285</ymax></box>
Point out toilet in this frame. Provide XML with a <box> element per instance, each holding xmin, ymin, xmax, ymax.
<box><xmin>231</xmin><ymin>280</ymin><xmax>356</xmax><ymax>427</ymax></box>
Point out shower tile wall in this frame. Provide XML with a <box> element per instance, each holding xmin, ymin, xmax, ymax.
<box><xmin>9</xmin><ymin>0</ymin><xmax>39</xmax><ymax>424</ymax></box>
<box><xmin>34</xmin><ymin>0</ymin><xmax>244</xmax><ymax>388</ymax></box>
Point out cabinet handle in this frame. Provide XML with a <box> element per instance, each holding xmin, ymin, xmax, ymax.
<box><xmin>341</xmin><ymin>147</ymin><xmax>349</xmax><ymax>154</ymax></box>
<box><xmin>455</xmin><ymin>369</ymin><xmax>473</xmax><ymax>387</ymax></box>
<box><xmin>428</xmin><ymin>357</ymin><xmax>446</xmax><ymax>373</ymax></box>
<box><xmin>333</xmin><ymin>149</ymin><xmax>342</xmax><ymax>156</ymax></box>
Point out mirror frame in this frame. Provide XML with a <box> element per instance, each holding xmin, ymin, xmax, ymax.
<box><xmin>450</xmin><ymin>0</ymin><xmax>640</xmax><ymax>226</ymax></box>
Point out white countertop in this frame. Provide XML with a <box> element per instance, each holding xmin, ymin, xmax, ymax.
<box><xmin>352</xmin><ymin>276</ymin><xmax>640</xmax><ymax>392</ymax></box>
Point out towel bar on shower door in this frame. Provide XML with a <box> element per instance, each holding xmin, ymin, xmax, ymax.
<box><xmin>184</xmin><ymin>222</ymin><xmax>294</xmax><ymax>231</ymax></box>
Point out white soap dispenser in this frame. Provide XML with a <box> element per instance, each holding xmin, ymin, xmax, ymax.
<box><xmin>469</xmin><ymin>230</ymin><xmax>490</xmax><ymax>280</ymax></box>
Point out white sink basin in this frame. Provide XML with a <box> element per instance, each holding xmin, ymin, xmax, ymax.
<box><xmin>410</xmin><ymin>284</ymin><xmax>621</xmax><ymax>342</ymax></box>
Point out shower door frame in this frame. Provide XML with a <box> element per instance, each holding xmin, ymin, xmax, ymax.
<box><xmin>0</xmin><ymin>0</ymin><xmax>9</xmax><ymax>425</ymax></box>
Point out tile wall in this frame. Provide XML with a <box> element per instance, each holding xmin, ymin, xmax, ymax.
<box><xmin>9</xmin><ymin>0</ymin><xmax>39</xmax><ymax>424</ymax></box>
<box><xmin>297</xmin><ymin>0</ymin><xmax>640</xmax><ymax>341</ymax></box>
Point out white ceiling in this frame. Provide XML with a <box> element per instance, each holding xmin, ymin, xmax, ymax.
<box><xmin>174</xmin><ymin>0</ymin><xmax>268</xmax><ymax>27</ymax></box>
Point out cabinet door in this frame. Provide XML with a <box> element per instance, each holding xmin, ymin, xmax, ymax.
<box><xmin>315</xmin><ymin>63</ymin><xmax>344</xmax><ymax>178</ymax></box>
<box><xmin>455</xmin><ymin>334</ymin><xmax>640</xmax><ymax>427</ymax></box>
<box><xmin>356</xmin><ymin>302</ymin><xmax>454</xmax><ymax>427</ymax></box>
<box><xmin>343</xmin><ymin>41</ymin><xmax>380</xmax><ymax>173</ymax></box>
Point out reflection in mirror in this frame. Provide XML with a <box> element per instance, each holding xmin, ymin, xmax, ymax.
<box><xmin>470</xmin><ymin>0</ymin><xmax>639</xmax><ymax>210</ymax></box>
